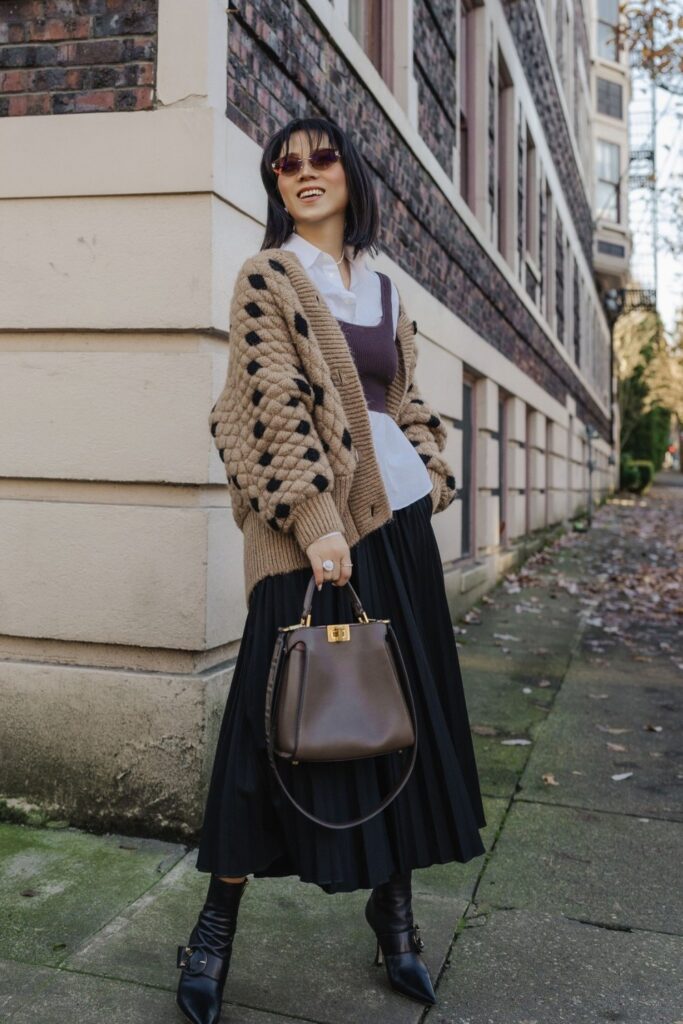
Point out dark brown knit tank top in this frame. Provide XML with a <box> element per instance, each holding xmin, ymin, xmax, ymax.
<box><xmin>335</xmin><ymin>271</ymin><xmax>397</xmax><ymax>414</ymax></box>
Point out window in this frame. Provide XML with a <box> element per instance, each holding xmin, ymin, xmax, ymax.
<box><xmin>596</xmin><ymin>139</ymin><xmax>621</xmax><ymax>222</ymax></box>
<box><xmin>349</xmin><ymin>0</ymin><xmax>395</xmax><ymax>88</ymax></box>
<box><xmin>597</xmin><ymin>239</ymin><xmax>626</xmax><ymax>258</ymax></box>
<box><xmin>459</xmin><ymin>0</ymin><xmax>475</xmax><ymax>209</ymax></box>
<box><xmin>597</xmin><ymin>0</ymin><xmax>619</xmax><ymax>61</ymax></box>
<box><xmin>525</xmin><ymin>133</ymin><xmax>538</xmax><ymax>260</ymax></box>
<box><xmin>496</xmin><ymin>52</ymin><xmax>514</xmax><ymax>261</ymax></box>
<box><xmin>597</xmin><ymin>77</ymin><xmax>623</xmax><ymax>118</ymax></box>
<box><xmin>525</xmin><ymin>132</ymin><xmax>540</xmax><ymax>303</ymax></box>
<box><xmin>573</xmin><ymin>261</ymin><xmax>581</xmax><ymax>365</ymax></box>
<box><xmin>555</xmin><ymin>219</ymin><xmax>564</xmax><ymax>343</ymax></box>
<box><xmin>564</xmin><ymin>236</ymin><xmax>573</xmax><ymax>346</ymax></box>
<box><xmin>461</xmin><ymin>379</ymin><xmax>475</xmax><ymax>557</ymax></box>
<box><xmin>543</xmin><ymin>184</ymin><xmax>555</xmax><ymax>325</ymax></box>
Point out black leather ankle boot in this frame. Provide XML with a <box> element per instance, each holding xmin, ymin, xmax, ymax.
<box><xmin>365</xmin><ymin>870</ymin><xmax>436</xmax><ymax>1005</ymax></box>
<box><xmin>176</xmin><ymin>875</ymin><xmax>248</xmax><ymax>1024</ymax></box>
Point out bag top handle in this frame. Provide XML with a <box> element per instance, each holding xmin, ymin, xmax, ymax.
<box><xmin>299</xmin><ymin>573</ymin><xmax>367</xmax><ymax>627</ymax></box>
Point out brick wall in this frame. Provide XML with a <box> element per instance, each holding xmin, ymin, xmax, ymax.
<box><xmin>502</xmin><ymin>0</ymin><xmax>593</xmax><ymax>264</ymax></box>
<box><xmin>0</xmin><ymin>0</ymin><xmax>157</xmax><ymax>116</ymax></box>
<box><xmin>226</xmin><ymin>0</ymin><xmax>607</xmax><ymax>436</ymax></box>
<box><xmin>414</xmin><ymin>0</ymin><xmax>456</xmax><ymax>177</ymax></box>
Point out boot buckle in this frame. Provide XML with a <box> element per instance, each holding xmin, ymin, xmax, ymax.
<box><xmin>412</xmin><ymin>924</ymin><xmax>425</xmax><ymax>952</ymax></box>
<box><xmin>177</xmin><ymin>944</ymin><xmax>208</xmax><ymax>975</ymax></box>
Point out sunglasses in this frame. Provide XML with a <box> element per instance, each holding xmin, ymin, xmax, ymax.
<box><xmin>271</xmin><ymin>147</ymin><xmax>341</xmax><ymax>177</ymax></box>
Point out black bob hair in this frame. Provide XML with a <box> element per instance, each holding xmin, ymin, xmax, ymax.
<box><xmin>259</xmin><ymin>115</ymin><xmax>380</xmax><ymax>260</ymax></box>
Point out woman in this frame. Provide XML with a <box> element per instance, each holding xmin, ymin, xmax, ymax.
<box><xmin>176</xmin><ymin>115</ymin><xmax>486</xmax><ymax>1024</ymax></box>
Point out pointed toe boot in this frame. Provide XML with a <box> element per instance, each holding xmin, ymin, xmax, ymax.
<box><xmin>176</xmin><ymin>876</ymin><xmax>248</xmax><ymax>1024</ymax></box>
<box><xmin>365</xmin><ymin>870</ymin><xmax>436</xmax><ymax>1006</ymax></box>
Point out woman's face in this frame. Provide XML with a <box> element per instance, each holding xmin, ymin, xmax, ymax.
<box><xmin>275</xmin><ymin>131</ymin><xmax>349</xmax><ymax>231</ymax></box>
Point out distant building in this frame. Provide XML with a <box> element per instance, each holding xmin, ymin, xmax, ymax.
<box><xmin>0</xmin><ymin>0</ymin><xmax>622</xmax><ymax>836</ymax></box>
<box><xmin>591</xmin><ymin>0</ymin><xmax>631</xmax><ymax>292</ymax></box>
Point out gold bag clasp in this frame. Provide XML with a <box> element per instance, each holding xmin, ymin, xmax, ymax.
<box><xmin>327</xmin><ymin>623</ymin><xmax>350</xmax><ymax>643</ymax></box>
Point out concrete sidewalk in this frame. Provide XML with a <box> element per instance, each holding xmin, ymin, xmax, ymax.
<box><xmin>2</xmin><ymin>481</ymin><xmax>682</xmax><ymax>1023</ymax></box>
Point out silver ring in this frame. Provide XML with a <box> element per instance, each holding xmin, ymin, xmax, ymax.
<box><xmin>322</xmin><ymin>558</ymin><xmax>335</xmax><ymax>571</ymax></box>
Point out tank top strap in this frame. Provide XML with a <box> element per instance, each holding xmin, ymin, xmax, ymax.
<box><xmin>375</xmin><ymin>271</ymin><xmax>391</xmax><ymax>326</ymax></box>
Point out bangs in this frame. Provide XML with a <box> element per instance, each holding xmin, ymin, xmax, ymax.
<box><xmin>259</xmin><ymin>115</ymin><xmax>380</xmax><ymax>260</ymax></box>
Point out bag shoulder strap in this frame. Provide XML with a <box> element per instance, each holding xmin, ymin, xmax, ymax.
<box><xmin>264</xmin><ymin>623</ymin><xmax>418</xmax><ymax>830</ymax></box>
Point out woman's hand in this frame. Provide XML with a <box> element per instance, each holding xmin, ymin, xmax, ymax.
<box><xmin>305</xmin><ymin>534</ymin><xmax>353</xmax><ymax>590</ymax></box>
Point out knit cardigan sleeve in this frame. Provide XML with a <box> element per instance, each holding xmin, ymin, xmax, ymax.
<box><xmin>209</xmin><ymin>256</ymin><xmax>346</xmax><ymax>552</ymax></box>
<box><xmin>395</xmin><ymin>323</ymin><xmax>457</xmax><ymax>514</ymax></box>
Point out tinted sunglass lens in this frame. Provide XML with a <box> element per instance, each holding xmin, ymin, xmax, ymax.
<box><xmin>274</xmin><ymin>148</ymin><xmax>339</xmax><ymax>175</ymax></box>
<box><xmin>277</xmin><ymin>155</ymin><xmax>301</xmax><ymax>175</ymax></box>
<box><xmin>310</xmin><ymin>148</ymin><xmax>338</xmax><ymax>169</ymax></box>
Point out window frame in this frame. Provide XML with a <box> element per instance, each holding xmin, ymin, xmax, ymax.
<box><xmin>596</xmin><ymin>138</ymin><xmax>621</xmax><ymax>223</ymax></box>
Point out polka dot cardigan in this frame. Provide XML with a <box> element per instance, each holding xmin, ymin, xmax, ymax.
<box><xmin>209</xmin><ymin>248</ymin><xmax>456</xmax><ymax>605</ymax></box>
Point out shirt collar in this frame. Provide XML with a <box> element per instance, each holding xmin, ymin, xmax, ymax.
<box><xmin>281</xmin><ymin>231</ymin><xmax>366</xmax><ymax>275</ymax></box>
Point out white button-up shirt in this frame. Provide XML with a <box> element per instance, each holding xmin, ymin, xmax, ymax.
<box><xmin>280</xmin><ymin>232</ymin><xmax>432</xmax><ymax>540</ymax></box>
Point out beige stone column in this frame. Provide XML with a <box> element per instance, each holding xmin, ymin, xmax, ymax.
<box><xmin>475</xmin><ymin>378</ymin><xmax>500</xmax><ymax>555</ymax></box>
<box><xmin>505</xmin><ymin>397</ymin><xmax>527</xmax><ymax>541</ymax></box>
<box><xmin>526</xmin><ymin>410</ymin><xmax>547</xmax><ymax>531</ymax></box>
<box><xmin>0</xmin><ymin>0</ymin><xmax>251</xmax><ymax>836</ymax></box>
<box><xmin>547</xmin><ymin>421</ymin><xmax>569</xmax><ymax>524</ymax></box>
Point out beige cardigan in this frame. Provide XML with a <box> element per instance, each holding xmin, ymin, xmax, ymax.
<box><xmin>209</xmin><ymin>248</ymin><xmax>456</xmax><ymax>604</ymax></box>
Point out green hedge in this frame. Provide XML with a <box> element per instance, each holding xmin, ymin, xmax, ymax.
<box><xmin>628</xmin><ymin>405</ymin><xmax>670</xmax><ymax>471</ymax></box>
<box><xmin>620</xmin><ymin>454</ymin><xmax>655</xmax><ymax>493</ymax></box>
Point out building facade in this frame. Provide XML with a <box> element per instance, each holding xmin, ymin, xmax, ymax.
<box><xmin>0</xmin><ymin>0</ymin><xmax>617</xmax><ymax>836</ymax></box>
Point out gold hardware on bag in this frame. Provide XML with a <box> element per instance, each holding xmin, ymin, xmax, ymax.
<box><xmin>327</xmin><ymin>623</ymin><xmax>350</xmax><ymax>643</ymax></box>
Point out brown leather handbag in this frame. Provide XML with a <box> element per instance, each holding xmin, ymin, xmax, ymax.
<box><xmin>264</xmin><ymin>574</ymin><xmax>418</xmax><ymax>830</ymax></box>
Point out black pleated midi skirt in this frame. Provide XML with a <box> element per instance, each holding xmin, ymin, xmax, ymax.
<box><xmin>196</xmin><ymin>492</ymin><xmax>486</xmax><ymax>893</ymax></box>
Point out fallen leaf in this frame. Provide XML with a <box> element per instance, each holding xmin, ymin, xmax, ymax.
<box><xmin>606</xmin><ymin>742</ymin><xmax>627</xmax><ymax>752</ymax></box>
<box><xmin>537</xmin><ymin>679</ymin><xmax>552</xmax><ymax>688</ymax></box>
<box><xmin>494</xmin><ymin>633</ymin><xmax>521</xmax><ymax>642</ymax></box>
<box><xmin>501</xmin><ymin>738</ymin><xmax>532</xmax><ymax>746</ymax></box>
<box><xmin>611</xmin><ymin>772</ymin><xmax>633</xmax><ymax>782</ymax></box>
<box><xmin>643</xmin><ymin>723</ymin><xmax>663</xmax><ymax>732</ymax></box>
<box><xmin>542</xmin><ymin>772</ymin><xmax>559</xmax><ymax>785</ymax></box>
<box><xmin>596</xmin><ymin>725</ymin><xmax>631</xmax><ymax>734</ymax></box>
<box><xmin>472</xmin><ymin>724</ymin><xmax>498</xmax><ymax>736</ymax></box>
<box><xmin>522</xmin><ymin>687</ymin><xmax>532</xmax><ymax>694</ymax></box>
